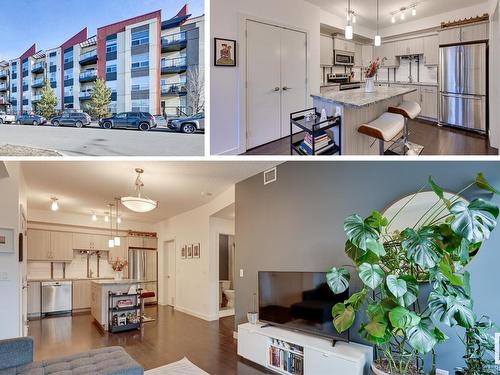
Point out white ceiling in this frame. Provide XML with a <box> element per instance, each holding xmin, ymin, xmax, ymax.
<box><xmin>22</xmin><ymin>161</ymin><xmax>279</xmax><ymax>223</ymax></box>
<box><xmin>308</xmin><ymin>0</ymin><xmax>488</xmax><ymax>29</ymax></box>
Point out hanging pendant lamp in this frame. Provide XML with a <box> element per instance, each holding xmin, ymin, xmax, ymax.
<box><xmin>375</xmin><ymin>0</ymin><xmax>381</xmax><ymax>46</ymax></box>
<box><xmin>121</xmin><ymin>168</ymin><xmax>158</xmax><ymax>213</ymax></box>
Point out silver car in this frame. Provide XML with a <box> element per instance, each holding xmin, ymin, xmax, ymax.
<box><xmin>170</xmin><ymin>113</ymin><xmax>205</xmax><ymax>134</ymax></box>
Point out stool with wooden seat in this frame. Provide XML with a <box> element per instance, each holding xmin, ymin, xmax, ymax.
<box><xmin>140</xmin><ymin>290</ymin><xmax>156</xmax><ymax>323</ymax></box>
<box><xmin>387</xmin><ymin>101</ymin><xmax>424</xmax><ymax>155</ymax></box>
<box><xmin>358</xmin><ymin>112</ymin><xmax>405</xmax><ymax>155</ymax></box>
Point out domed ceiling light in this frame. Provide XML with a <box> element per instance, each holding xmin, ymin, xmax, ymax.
<box><xmin>121</xmin><ymin>168</ymin><xmax>158</xmax><ymax>213</ymax></box>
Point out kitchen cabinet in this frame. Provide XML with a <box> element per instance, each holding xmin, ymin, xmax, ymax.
<box><xmin>27</xmin><ymin>281</ymin><xmax>41</xmax><ymax>319</ymax></box>
<box><xmin>73</xmin><ymin>233</ymin><xmax>109</xmax><ymax>251</ymax></box>
<box><xmin>361</xmin><ymin>45</ymin><xmax>373</xmax><ymax>67</ymax></box>
<box><xmin>439</xmin><ymin>23</ymin><xmax>488</xmax><ymax>45</ymax></box>
<box><xmin>320</xmin><ymin>34</ymin><xmax>333</xmax><ymax>66</ymax></box>
<box><xmin>73</xmin><ymin>280</ymin><xmax>91</xmax><ymax>310</ymax></box>
<box><xmin>375</xmin><ymin>42</ymin><xmax>398</xmax><ymax>67</ymax></box>
<box><xmin>27</xmin><ymin>229</ymin><xmax>72</xmax><ymax>261</ymax></box>
<box><xmin>109</xmin><ymin>238</ymin><xmax>127</xmax><ymax>261</ymax></box>
<box><xmin>333</xmin><ymin>38</ymin><xmax>355</xmax><ymax>53</ymax></box>
<box><xmin>128</xmin><ymin>236</ymin><xmax>158</xmax><ymax>249</ymax></box>
<box><xmin>354</xmin><ymin>44</ymin><xmax>363</xmax><ymax>67</ymax></box>
<box><xmin>423</xmin><ymin>35</ymin><xmax>439</xmax><ymax>65</ymax></box>
<box><xmin>420</xmin><ymin>86</ymin><xmax>438</xmax><ymax>120</ymax></box>
<box><xmin>395</xmin><ymin>38</ymin><xmax>424</xmax><ymax>56</ymax></box>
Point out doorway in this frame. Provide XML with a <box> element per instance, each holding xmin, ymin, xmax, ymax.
<box><xmin>219</xmin><ymin>234</ymin><xmax>235</xmax><ymax>318</ymax></box>
<box><xmin>163</xmin><ymin>240</ymin><xmax>176</xmax><ymax>307</ymax></box>
<box><xmin>246</xmin><ymin>20</ymin><xmax>307</xmax><ymax>149</ymax></box>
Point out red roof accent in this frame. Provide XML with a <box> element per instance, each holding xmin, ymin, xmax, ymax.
<box><xmin>20</xmin><ymin>44</ymin><xmax>36</xmax><ymax>60</ymax></box>
<box><xmin>61</xmin><ymin>28</ymin><xmax>88</xmax><ymax>50</ymax></box>
<box><xmin>175</xmin><ymin>4</ymin><xmax>189</xmax><ymax>18</ymax></box>
<box><xmin>97</xmin><ymin>10</ymin><xmax>161</xmax><ymax>79</ymax></box>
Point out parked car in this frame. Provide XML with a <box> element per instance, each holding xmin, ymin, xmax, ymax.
<box><xmin>99</xmin><ymin>112</ymin><xmax>157</xmax><ymax>131</ymax></box>
<box><xmin>154</xmin><ymin>115</ymin><xmax>168</xmax><ymax>127</ymax></box>
<box><xmin>50</xmin><ymin>112</ymin><xmax>91</xmax><ymax>128</ymax></box>
<box><xmin>16</xmin><ymin>114</ymin><xmax>46</xmax><ymax>126</ymax></box>
<box><xmin>0</xmin><ymin>111</ymin><xmax>16</xmax><ymax>124</ymax></box>
<box><xmin>169</xmin><ymin>113</ymin><xmax>205</xmax><ymax>134</ymax></box>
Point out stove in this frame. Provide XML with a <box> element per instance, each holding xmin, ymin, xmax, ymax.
<box><xmin>327</xmin><ymin>73</ymin><xmax>361</xmax><ymax>91</ymax></box>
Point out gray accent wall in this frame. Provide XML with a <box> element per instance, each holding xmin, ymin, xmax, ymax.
<box><xmin>235</xmin><ymin>161</ymin><xmax>500</xmax><ymax>372</ymax></box>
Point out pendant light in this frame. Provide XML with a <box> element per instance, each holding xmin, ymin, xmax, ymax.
<box><xmin>50</xmin><ymin>197</ymin><xmax>59</xmax><ymax>211</ymax></box>
<box><xmin>114</xmin><ymin>198</ymin><xmax>121</xmax><ymax>247</ymax></box>
<box><xmin>92</xmin><ymin>212</ymin><xmax>97</xmax><ymax>221</ymax></box>
<box><xmin>121</xmin><ymin>168</ymin><xmax>158</xmax><ymax>213</ymax></box>
<box><xmin>374</xmin><ymin>0</ymin><xmax>381</xmax><ymax>47</ymax></box>
<box><xmin>345</xmin><ymin>0</ymin><xmax>353</xmax><ymax>40</ymax></box>
<box><xmin>108</xmin><ymin>204</ymin><xmax>115</xmax><ymax>248</ymax></box>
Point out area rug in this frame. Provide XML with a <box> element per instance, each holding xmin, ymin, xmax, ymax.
<box><xmin>145</xmin><ymin>358</ymin><xmax>209</xmax><ymax>375</ymax></box>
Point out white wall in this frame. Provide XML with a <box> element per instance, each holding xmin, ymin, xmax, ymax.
<box><xmin>156</xmin><ymin>187</ymin><xmax>235</xmax><ymax>320</ymax></box>
<box><xmin>0</xmin><ymin>162</ymin><xmax>27</xmax><ymax>340</ymax></box>
<box><xmin>210</xmin><ymin>0</ymin><xmax>322</xmax><ymax>155</ymax></box>
<box><xmin>489</xmin><ymin>0</ymin><xmax>500</xmax><ymax>150</ymax></box>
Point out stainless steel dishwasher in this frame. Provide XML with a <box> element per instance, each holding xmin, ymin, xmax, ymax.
<box><xmin>41</xmin><ymin>281</ymin><xmax>72</xmax><ymax>316</ymax></box>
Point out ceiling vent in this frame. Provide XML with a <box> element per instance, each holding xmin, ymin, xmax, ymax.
<box><xmin>263</xmin><ymin>167</ymin><xmax>277</xmax><ymax>185</ymax></box>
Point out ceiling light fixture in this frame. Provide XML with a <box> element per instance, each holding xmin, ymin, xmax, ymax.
<box><xmin>121</xmin><ymin>168</ymin><xmax>158</xmax><ymax>213</ymax></box>
<box><xmin>374</xmin><ymin>0</ymin><xmax>381</xmax><ymax>47</ymax></box>
<box><xmin>50</xmin><ymin>197</ymin><xmax>59</xmax><ymax>211</ymax></box>
<box><xmin>345</xmin><ymin>0</ymin><xmax>353</xmax><ymax>40</ymax></box>
<box><xmin>390</xmin><ymin>3</ymin><xmax>418</xmax><ymax>23</ymax></box>
<box><xmin>92</xmin><ymin>212</ymin><xmax>97</xmax><ymax>221</ymax></box>
<box><xmin>117</xmin><ymin>216</ymin><xmax>122</xmax><ymax>224</ymax></box>
<box><xmin>391</xmin><ymin>15</ymin><xmax>396</xmax><ymax>23</ymax></box>
<box><xmin>412</xmin><ymin>7</ymin><xmax>416</xmax><ymax>16</ymax></box>
<box><xmin>108</xmin><ymin>204</ymin><xmax>114</xmax><ymax>248</ymax></box>
<box><xmin>114</xmin><ymin>198</ymin><xmax>121</xmax><ymax>247</ymax></box>
<box><xmin>400</xmin><ymin>11</ymin><xmax>405</xmax><ymax>20</ymax></box>
<box><xmin>104</xmin><ymin>213</ymin><xmax>109</xmax><ymax>223</ymax></box>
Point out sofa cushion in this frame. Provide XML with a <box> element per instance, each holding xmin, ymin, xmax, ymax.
<box><xmin>0</xmin><ymin>337</ymin><xmax>34</xmax><ymax>371</ymax></box>
<box><xmin>15</xmin><ymin>347</ymin><xmax>143</xmax><ymax>375</ymax></box>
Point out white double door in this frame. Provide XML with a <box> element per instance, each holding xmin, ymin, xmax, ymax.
<box><xmin>246</xmin><ymin>20</ymin><xmax>307</xmax><ymax>149</ymax></box>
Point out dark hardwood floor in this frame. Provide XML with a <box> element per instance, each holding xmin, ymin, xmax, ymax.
<box><xmin>244</xmin><ymin>120</ymin><xmax>498</xmax><ymax>156</ymax></box>
<box><xmin>28</xmin><ymin>306</ymin><xmax>267</xmax><ymax>374</ymax></box>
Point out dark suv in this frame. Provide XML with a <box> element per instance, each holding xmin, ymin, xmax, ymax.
<box><xmin>99</xmin><ymin>112</ymin><xmax>157</xmax><ymax>131</ymax></box>
<box><xmin>50</xmin><ymin>112</ymin><xmax>91</xmax><ymax>128</ymax></box>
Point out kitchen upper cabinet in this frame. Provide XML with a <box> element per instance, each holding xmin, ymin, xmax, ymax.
<box><xmin>128</xmin><ymin>236</ymin><xmax>158</xmax><ymax>249</ymax></box>
<box><xmin>423</xmin><ymin>35</ymin><xmax>439</xmax><ymax>66</ymax></box>
<box><xmin>320</xmin><ymin>35</ymin><xmax>333</xmax><ymax>66</ymax></box>
<box><xmin>27</xmin><ymin>229</ymin><xmax>72</xmax><ymax>261</ymax></box>
<box><xmin>395</xmin><ymin>38</ymin><xmax>423</xmax><ymax>56</ymax></box>
<box><xmin>361</xmin><ymin>45</ymin><xmax>373</xmax><ymax>67</ymax></box>
<box><xmin>333</xmin><ymin>38</ymin><xmax>355</xmax><ymax>53</ymax></box>
<box><xmin>439</xmin><ymin>23</ymin><xmax>488</xmax><ymax>45</ymax></box>
<box><xmin>354</xmin><ymin>44</ymin><xmax>363</xmax><ymax>67</ymax></box>
<box><xmin>73</xmin><ymin>280</ymin><xmax>91</xmax><ymax>310</ymax></box>
<box><xmin>73</xmin><ymin>233</ymin><xmax>109</xmax><ymax>251</ymax></box>
<box><xmin>109</xmin><ymin>238</ymin><xmax>127</xmax><ymax>262</ymax></box>
<box><xmin>420</xmin><ymin>86</ymin><xmax>438</xmax><ymax>120</ymax></box>
<box><xmin>375</xmin><ymin>42</ymin><xmax>398</xmax><ymax>67</ymax></box>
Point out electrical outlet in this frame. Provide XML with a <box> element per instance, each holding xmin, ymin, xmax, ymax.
<box><xmin>436</xmin><ymin>369</ymin><xmax>449</xmax><ymax>375</ymax></box>
<box><xmin>0</xmin><ymin>272</ymin><xmax>9</xmax><ymax>281</ymax></box>
<box><xmin>239</xmin><ymin>269</ymin><xmax>244</xmax><ymax>277</ymax></box>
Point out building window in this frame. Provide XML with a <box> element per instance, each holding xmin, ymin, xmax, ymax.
<box><xmin>11</xmin><ymin>64</ymin><xmax>17</xmax><ymax>74</ymax></box>
<box><xmin>108</xmin><ymin>102</ymin><xmax>117</xmax><ymax>114</ymax></box>
<box><xmin>106</xmin><ymin>38</ymin><xmax>117</xmax><ymax>53</ymax></box>
<box><xmin>49</xmin><ymin>54</ymin><xmax>58</xmax><ymax>68</ymax></box>
<box><xmin>64</xmin><ymin>49</ymin><xmax>74</xmax><ymax>64</ymax></box>
<box><xmin>131</xmin><ymin>76</ymin><xmax>149</xmax><ymax>91</ymax></box>
<box><xmin>131</xmin><ymin>99</ymin><xmax>149</xmax><ymax>112</ymax></box>
<box><xmin>64</xmin><ymin>86</ymin><xmax>73</xmax><ymax>97</ymax></box>
<box><xmin>49</xmin><ymin>71</ymin><xmax>57</xmax><ymax>83</ymax></box>
<box><xmin>106</xmin><ymin>64</ymin><xmax>117</xmax><ymax>73</ymax></box>
<box><xmin>131</xmin><ymin>53</ymin><xmax>149</xmax><ymax>70</ymax></box>
<box><xmin>11</xmin><ymin>83</ymin><xmax>17</xmax><ymax>93</ymax></box>
<box><xmin>64</xmin><ymin>68</ymin><xmax>73</xmax><ymax>81</ymax></box>
<box><xmin>131</xmin><ymin>29</ymin><xmax>149</xmax><ymax>46</ymax></box>
<box><xmin>106</xmin><ymin>80</ymin><xmax>117</xmax><ymax>93</ymax></box>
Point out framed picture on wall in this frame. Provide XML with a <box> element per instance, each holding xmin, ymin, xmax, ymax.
<box><xmin>214</xmin><ymin>38</ymin><xmax>237</xmax><ymax>67</ymax></box>
<box><xmin>187</xmin><ymin>245</ymin><xmax>193</xmax><ymax>258</ymax></box>
<box><xmin>181</xmin><ymin>246</ymin><xmax>187</xmax><ymax>259</ymax></box>
<box><xmin>0</xmin><ymin>228</ymin><xmax>14</xmax><ymax>253</ymax></box>
<box><xmin>193</xmin><ymin>243</ymin><xmax>200</xmax><ymax>258</ymax></box>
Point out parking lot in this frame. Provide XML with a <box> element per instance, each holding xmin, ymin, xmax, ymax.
<box><xmin>0</xmin><ymin>123</ymin><xmax>204</xmax><ymax>156</ymax></box>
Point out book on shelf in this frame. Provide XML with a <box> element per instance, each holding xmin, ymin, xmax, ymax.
<box><xmin>269</xmin><ymin>345</ymin><xmax>304</xmax><ymax>375</ymax></box>
<box><xmin>298</xmin><ymin>130</ymin><xmax>336</xmax><ymax>155</ymax></box>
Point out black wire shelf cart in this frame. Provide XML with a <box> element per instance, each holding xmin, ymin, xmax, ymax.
<box><xmin>290</xmin><ymin>108</ymin><xmax>342</xmax><ymax>156</ymax></box>
<box><xmin>108</xmin><ymin>289</ymin><xmax>143</xmax><ymax>333</ymax></box>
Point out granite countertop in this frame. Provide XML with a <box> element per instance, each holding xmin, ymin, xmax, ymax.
<box><xmin>375</xmin><ymin>81</ymin><xmax>438</xmax><ymax>87</ymax></box>
<box><xmin>28</xmin><ymin>277</ymin><xmax>114</xmax><ymax>282</ymax></box>
<box><xmin>91</xmin><ymin>279</ymin><xmax>155</xmax><ymax>285</ymax></box>
<box><xmin>311</xmin><ymin>86</ymin><xmax>417</xmax><ymax>108</ymax></box>
<box><xmin>320</xmin><ymin>83</ymin><xmax>341</xmax><ymax>88</ymax></box>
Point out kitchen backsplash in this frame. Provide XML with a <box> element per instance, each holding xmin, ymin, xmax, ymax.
<box><xmin>28</xmin><ymin>251</ymin><xmax>115</xmax><ymax>280</ymax></box>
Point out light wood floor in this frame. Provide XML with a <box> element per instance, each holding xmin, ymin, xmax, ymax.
<box><xmin>28</xmin><ymin>305</ymin><xmax>268</xmax><ymax>374</ymax></box>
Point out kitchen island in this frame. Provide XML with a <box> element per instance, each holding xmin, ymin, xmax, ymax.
<box><xmin>311</xmin><ymin>86</ymin><xmax>417</xmax><ymax>155</ymax></box>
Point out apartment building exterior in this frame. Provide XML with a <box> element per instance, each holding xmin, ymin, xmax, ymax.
<box><xmin>1</xmin><ymin>5</ymin><xmax>203</xmax><ymax>117</ymax></box>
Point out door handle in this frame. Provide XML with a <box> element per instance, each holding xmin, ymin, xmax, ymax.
<box><xmin>283</xmin><ymin>87</ymin><xmax>290</xmax><ymax>91</ymax></box>
<box><xmin>273</xmin><ymin>87</ymin><xmax>280</xmax><ymax>92</ymax></box>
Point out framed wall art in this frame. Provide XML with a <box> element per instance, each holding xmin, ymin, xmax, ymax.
<box><xmin>0</xmin><ymin>228</ymin><xmax>15</xmax><ymax>253</ymax></box>
<box><xmin>214</xmin><ymin>38</ymin><xmax>237</xmax><ymax>67</ymax></box>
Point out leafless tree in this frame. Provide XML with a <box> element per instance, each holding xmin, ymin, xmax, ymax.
<box><xmin>187</xmin><ymin>65</ymin><xmax>205</xmax><ymax>114</ymax></box>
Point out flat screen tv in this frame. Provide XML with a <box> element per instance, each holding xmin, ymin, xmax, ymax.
<box><xmin>258</xmin><ymin>271</ymin><xmax>350</xmax><ymax>342</ymax></box>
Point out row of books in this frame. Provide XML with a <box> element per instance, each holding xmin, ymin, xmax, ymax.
<box><xmin>298</xmin><ymin>130</ymin><xmax>335</xmax><ymax>155</ymax></box>
<box><xmin>269</xmin><ymin>346</ymin><xmax>304</xmax><ymax>374</ymax></box>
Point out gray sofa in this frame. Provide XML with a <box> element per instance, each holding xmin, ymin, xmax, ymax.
<box><xmin>0</xmin><ymin>337</ymin><xmax>143</xmax><ymax>375</ymax></box>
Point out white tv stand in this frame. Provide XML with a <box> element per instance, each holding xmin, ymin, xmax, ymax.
<box><xmin>237</xmin><ymin>323</ymin><xmax>373</xmax><ymax>375</ymax></box>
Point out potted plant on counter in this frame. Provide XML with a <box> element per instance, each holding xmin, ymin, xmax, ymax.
<box><xmin>326</xmin><ymin>173</ymin><xmax>499</xmax><ymax>375</ymax></box>
<box><xmin>364</xmin><ymin>57</ymin><xmax>387</xmax><ymax>93</ymax></box>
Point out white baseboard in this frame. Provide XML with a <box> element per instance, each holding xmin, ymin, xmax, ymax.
<box><xmin>215</xmin><ymin>146</ymin><xmax>242</xmax><ymax>155</ymax></box>
<box><xmin>174</xmin><ymin>306</ymin><xmax>219</xmax><ymax>321</ymax></box>
<box><xmin>233</xmin><ymin>331</ymin><xmax>238</xmax><ymax>339</ymax></box>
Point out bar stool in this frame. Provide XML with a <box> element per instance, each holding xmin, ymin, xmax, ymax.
<box><xmin>358</xmin><ymin>112</ymin><xmax>405</xmax><ymax>155</ymax></box>
<box><xmin>140</xmin><ymin>290</ymin><xmax>156</xmax><ymax>323</ymax></box>
<box><xmin>388</xmin><ymin>101</ymin><xmax>423</xmax><ymax>155</ymax></box>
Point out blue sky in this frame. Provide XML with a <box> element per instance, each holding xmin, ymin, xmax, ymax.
<box><xmin>0</xmin><ymin>0</ymin><xmax>204</xmax><ymax>60</ymax></box>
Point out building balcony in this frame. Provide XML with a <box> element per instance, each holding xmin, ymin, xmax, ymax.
<box><xmin>0</xmin><ymin>83</ymin><xmax>9</xmax><ymax>92</ymax></box>
<box><xmin>79</xmin><ymin>70</ymin><xmax>98</xmax><ymax>83</ymax></box>
<box><xmin>0</xmin><ymin>70</ymin><xmax>8</xmax><ymax>80</ymax></box>
<box><xmin>79</xmin><ymin>91</ymin><xmax>93</xmax><ymax>101</ymax></box>
<box><xmin>161</xmin><ymin>57</ymin><xmax>187</xmax><ymax>74</ymax></box>
<box><xmin>161</xmin><ymin>32</ymin><xmax>187</xmax><ymax>53</ymax></box>
<box><xmin>79</xmin><ymin>50</ymin><xmax>98</xmax><ymax>66</ymax></box>
<box><xmin>31</xmin><ymin>62</ymin><xmax>45</xmax><ymax>74</ymax></box>
<box><xmin>31</xmin><ymin>94</ymin><xmax>42</xmax><ymax>103</ymax></box>
<box><xmin>31</xmin><ymin>78</ymin><xmax>45</xmax><ymax>88</ymax></box>
<box><xmin>161</xmin><ymin>82</ymin><xmax>187</xmax><ymax>97</ymax></box>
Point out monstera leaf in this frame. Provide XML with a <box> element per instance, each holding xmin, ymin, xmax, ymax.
<box><xmin>402</xmin><ymin>227</ymin><xmax>442</xmax><ymax>269</ymax></box>
<box><xmin>428</xmin><ymin>291</ymin><xmax>475</xmax><ymax>328</ymax></box>
<box><xmin>389</xmin><ymin>306</ymin><xmax>421</xmax><ymax>329</ymax></box>
<box><xmin>450</xmin><ymin>199</ymin><xmax>499</xmax><ymax>243</ymax></box>
<box><xmin>365</xmin><ymin>211</ymin><xmax>389</xmax><ymax>232</ymax></box>
<box><xmin>332</xmin><ymin>303</ymin><xmax>356</xmax><ymax>332</ymax></box>
<box><xmin>407</xmin><ymin>319</ymin><xmax>438</xmax><ymax>354</ymax></box>
<box><xmin>344</xmin><ymin>288</ymin><xmax>368</xmax><ymax>310</ymax></box>
<box><xmin>359</xmin><ymin>263</ymin><xmax>385</xmax><ymax>289</ymax></box>
<box><xmin>386</xmin><ymin>275</ymin><xmax>408</xmax><ymax>298</ymax></box>
<box><xmin>429</xmin><ymin>176</ymin><xmax>444</xmax><ymax>200</ymax></box>
<box><xmin>476</xmin><ymin>173</ymin><xmax>500</xmax><ymax>195</ymax></box>
<box><xmin>345</xmin><ymin>241</ymin><xmax>379</xmax><ymax>265</ymax></box>
<box><xmin>344</xmin><ymin>214</ymin><xmax>379</xmax><ymax>251</ymax></box>
<box><xmin>326</xmin><ymin>267</ymin><xmax>350</xmax><ymax>294</ymax></box>
<box><xmin>363</xmin><ymin>314</ymin><xmax>388</xmax><ymax>339</ymax></box>
<box><xmin>397</xmin><ymin>275</ymin><xmax>418</xmax><ymax>307</ymax></box>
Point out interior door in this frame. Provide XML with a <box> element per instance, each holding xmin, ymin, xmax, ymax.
<box><xmin>280</xmin><ymin>28</ymin><xmax>307</xmax><ymax>137</ymax></box>
<box><xmin>246</xmin><ymin>20</ymin><xmax>282</xmax><ymax>149</ymax></box>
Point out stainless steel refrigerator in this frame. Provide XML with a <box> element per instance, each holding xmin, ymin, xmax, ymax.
<box><xmin>439</xmin><ymin>43</ymin><xmax>487</xmax><ymax>133</ymax></box>
<box><xmin>128</xmin><ymin>248</ymin><xmax>158</xmax><ymax>302</ymax></box>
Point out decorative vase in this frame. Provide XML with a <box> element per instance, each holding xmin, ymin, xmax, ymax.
<box><xmin>247</xmin><ymin>312</ymin><xmax>259</xmax><ymax>324</ymax></box>
<box><xmin>365</xmin><ymin>77</ymin><xmax>376</xmax><ymax>93</ymax></box>
<box><xmin>115</xmin><ymin>271</ymin><xmax>123</xmax><ymax>280</ymax></box>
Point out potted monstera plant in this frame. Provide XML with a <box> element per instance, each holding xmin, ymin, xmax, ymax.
<box><xmin>326</xmin><ymin>173</ymin><xmax>499</xmax><ymax>375</ymax></box>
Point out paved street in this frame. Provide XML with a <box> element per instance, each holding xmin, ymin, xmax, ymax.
<box><xmin>0</xmin><ymin>124</ymin><xmax>204</xmax><ymax>156</ymax></box>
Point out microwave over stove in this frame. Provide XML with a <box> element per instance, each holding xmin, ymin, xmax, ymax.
<box><xmin>334</xmin><ymin>50</ymin><xmax>355</xmax><ymax>66</ymax></box>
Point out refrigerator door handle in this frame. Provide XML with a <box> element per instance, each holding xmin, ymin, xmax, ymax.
<box><xmin>441</xmin><ymin>93</ymin><xmax>485</xmax><ymax>100</ymax></box>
